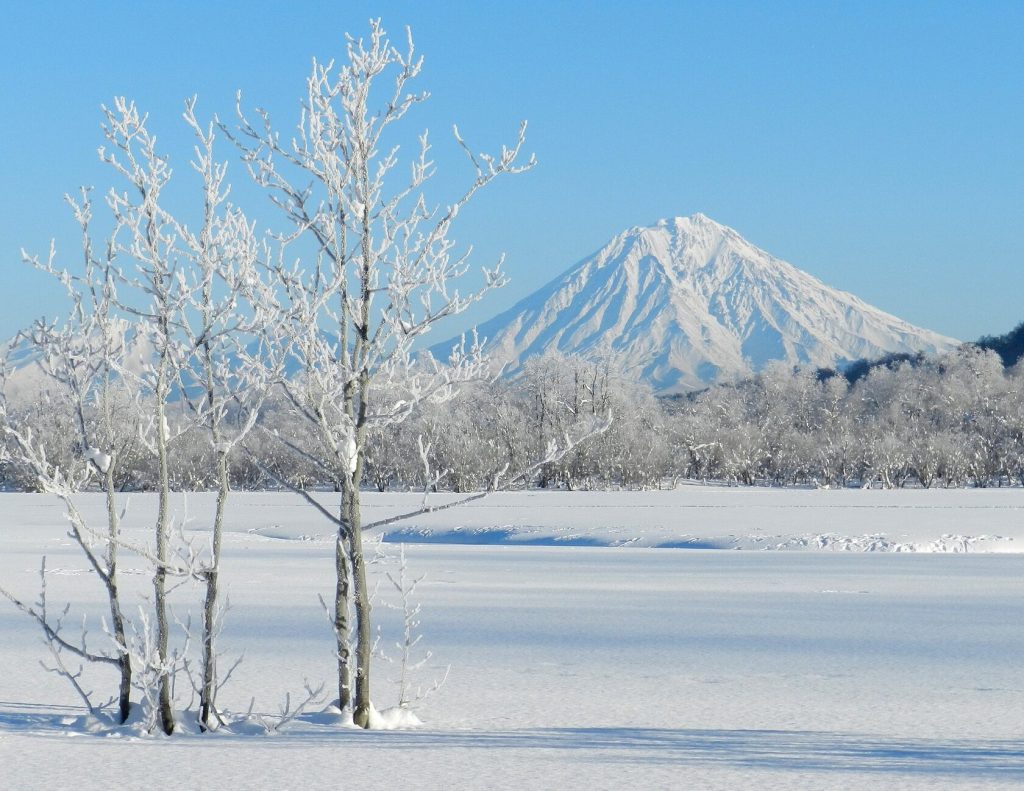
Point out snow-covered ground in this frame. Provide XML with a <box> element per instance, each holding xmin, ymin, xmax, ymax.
<box><xmin>1</xmin><ymin>488</ymin><xmax>1023</xmax><ymax>789</ymax></box>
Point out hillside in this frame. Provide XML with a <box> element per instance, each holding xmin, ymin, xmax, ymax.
<box><xmin>436</xmin><ymin>214</ymin><xmax>957</xmax><ymax>392</ymax></box>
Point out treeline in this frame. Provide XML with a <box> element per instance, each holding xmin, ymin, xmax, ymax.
<box><xmin>3</xmin><ymin>342</ymin><xmax>1022</xmax><ymax>492</ymax></box>
<box><xmin>835</xmin><ymin>320</ymin><xmax>1024</xmax><ymax>385</ymax></box>
<box><xmin>676</xmin><ymin>346</ymin><xmax>1023</xmax><ymax>488</ymax></box>
<box><xmin>976</xmin><ymin>319</ymin><xmax>1024</xmax><ymax>369</ymax></box>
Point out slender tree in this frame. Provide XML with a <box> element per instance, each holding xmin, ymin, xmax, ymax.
<box><xmin>98</xmin><ymin>97</ymin><xmax>187</xmax><ymax>734</ymax></box>
<box><xmin>227</xmin><ymin>20</ymin><xmax>535</xmax><ymax>727</ymax></box>
<box><xmin>173</xmin><ymin>100</ymin><xmax>281</xmax><ymax>730</ymax></box>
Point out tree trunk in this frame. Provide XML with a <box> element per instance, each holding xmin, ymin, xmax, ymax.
<box><xmin>154</xmin><ymin>394</ymin><xmax>175</xmax><ymax>735</ymax></box>
<box><xmin>199</xmin><ymin>450</ymin><xmax>229</xmax><ymax>730</ymax></box>
<box><xmin>348</xmin><ymin>480</ymin><xmax>372</xmax><ymax>728</ymax></box>
<box><xmin>350</xmin><ymin>160</ymin><xmax>374</xmax><ymax>730</ymax></box>
<box><xmin>334</xmin><ymin>496</ymin><xmax>352</xmax><ymax>712</ymax></box>
<box><xmin>103</xmin><ymin>465</ymin><xmax>132</xmax><ymax>723</ymax></box>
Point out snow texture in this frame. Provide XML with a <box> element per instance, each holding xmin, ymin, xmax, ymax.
<box><xmin>436</xmin><ymin>214</ymin><xmax>958</xmax><ymax>392</ymax></box>
<box><xmin>1</xmin><ymin>489</ymin><xmax>1023</xmax><ymax>790</ymax></box>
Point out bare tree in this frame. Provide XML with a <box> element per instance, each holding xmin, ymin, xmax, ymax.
<box><xmin>1</xmin><ymin>189</ymin><xmax>139</xmax><ymax>722</ymax></box>
<box><xmin>378</xmin><ymin>543</ymin><xmax>448</xmax><ymax>711</ymax></box>
<box><xmin>226</xmin><ymin>19</ymin><xmax>535</xmax><ymax>727</ymax></box>
<box><xmin>95</xmin><ymin>97</ymin><xmax>187</xmax><ymax>734</ymax></box>
<box><xmin>172</xmin><ymin>99</ymin><xmax>283</xmax><ymax>730</ymax></box>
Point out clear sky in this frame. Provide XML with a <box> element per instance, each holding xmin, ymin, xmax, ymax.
<box><xmin>1</xmin><ymin>0</ymin><xmax>1021</xmax><ymax>343</ymax></box>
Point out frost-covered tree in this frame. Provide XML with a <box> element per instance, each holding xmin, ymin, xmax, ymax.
<box><xmin>171</xmin><ymin>101</ymin><xmax>283</xmax><ymax>730</ymax></box>
<box><xmin>2</xmin><ymin>95</ymin><xmax>282</xmax><ymax>735</ymax></box>
<box><xmin>227</xmin><ymin>20</ymin><xmax>536</xmax><ymax>728</ymax></box>
<box><xmin>533</xmin><ymin>353</ymin><xmax>665</xmax><ymax>490</ymax></box>
<box><xmin>0</xmin><ymin>194</ymin><xmax>138</xmax><ymax>721</ymax></box>
<box><xmin>95</xmin><ymin>98</ymin><xmax>190</xmax><ymax>734</ymax></box>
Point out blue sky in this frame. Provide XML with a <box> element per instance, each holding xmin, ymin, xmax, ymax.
<box><xmin>1</xmin><ymin>0</ymin><xmax>1021</xmax><ymax>342</ymax></box>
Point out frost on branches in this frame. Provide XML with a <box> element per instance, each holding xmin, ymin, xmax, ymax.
<box><xmin>224</xmin><ymin>18</ymin><xmax>552</xmax><ymax>728</ymax></box>
<box><xmin>0</xmin><ymin>18</ymin><xmax>604</xmax><ymax>736</ymax></box>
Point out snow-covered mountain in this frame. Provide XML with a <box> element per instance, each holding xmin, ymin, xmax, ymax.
<box><xmin>435</xmin><ymin>213</ymin><xmax>957</xmax><ymax>392</ymax></box>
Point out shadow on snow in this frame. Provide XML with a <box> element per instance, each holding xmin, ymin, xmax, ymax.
<box><xmin>381</xmin><ymin>528</ymin><xmax>604</xmax><ymax>547</ymax></box>
<box><xmin>0</xmin><ymin>703</ymin><xmax>1021</xmax><ymax>779</ymax></box>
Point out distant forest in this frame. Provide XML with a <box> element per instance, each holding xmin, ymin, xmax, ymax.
<box><xmin>3</xmin><ymin>321</ymin><xmax>1022</xmax><ymax>493</ymax></box>
<box><xmin>837</xmin><ymin>320</ymin><xmax>1024</xmax><ymax>384</ymax></box>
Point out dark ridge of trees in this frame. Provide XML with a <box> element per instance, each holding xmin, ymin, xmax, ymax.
<box><xmin>837</xmin><ymin>318</ymin><xmax>1024</xmax><ymax>384</ymax></box>
<box><xmin>977</xmin><ymin>320</ymin><xmax>1024</xmax><ymax>368</ymax></box>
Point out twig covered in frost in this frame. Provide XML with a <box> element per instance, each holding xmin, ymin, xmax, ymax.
<box><xmin>251</xmin><ymin>680</ymin><xmax>326</xmax><ymax>734</ymax></box>
<box><xmin>178</xmin><ymin>593</ymin><xmax>244</xmax><ymax>731</ymax></box>
<box><xmin>124</xmin><ymin>606</ymin><xmax>169</xmax><ymax>734</ymax></box>
<box><xmin>0</xmin><ymin>558</ymin><xmax>119</xmax><ymax>716</ymax></box>
<box><xmin>378</xmin><ymin>544</ymin><xmax>448</xmax><ymax>709</ymax></box>
<box><xmin>121</xmin><ymin>602</ymin><xmax>195</xmax><ymax>735</ymax></box>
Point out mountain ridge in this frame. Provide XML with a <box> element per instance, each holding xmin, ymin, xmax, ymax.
<box><xmin>434</xmin><ymin>214</ymin><xmax>958</xmax><ymax>392</ymax></box>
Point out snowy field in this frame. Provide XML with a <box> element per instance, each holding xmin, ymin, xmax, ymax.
<box><xmin>1</xmin><ymin>488</ymin><xmax>1023</xmax><ymax>789</ymax></box>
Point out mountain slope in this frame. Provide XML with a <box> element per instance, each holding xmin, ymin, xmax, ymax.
<box><xmin>434</xmin><ymin>213</ymin><xmax>957</xmax><ymax>392</ymax></box>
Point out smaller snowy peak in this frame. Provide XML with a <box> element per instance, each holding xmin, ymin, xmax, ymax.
<box><xmin>435</xmin><ymin>214</ymin><xmax>958</xmax><ymax>392</ymax></box>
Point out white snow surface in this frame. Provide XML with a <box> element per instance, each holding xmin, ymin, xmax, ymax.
<box><xmin>1</xmin><ymin>488</ymin><xmax>1023</xmax><ymax>789</ymax></box>
<box><xmin>437</xmin><ymin>214</ymin><xmax>958</xmax><ymax>391</ymax></box>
